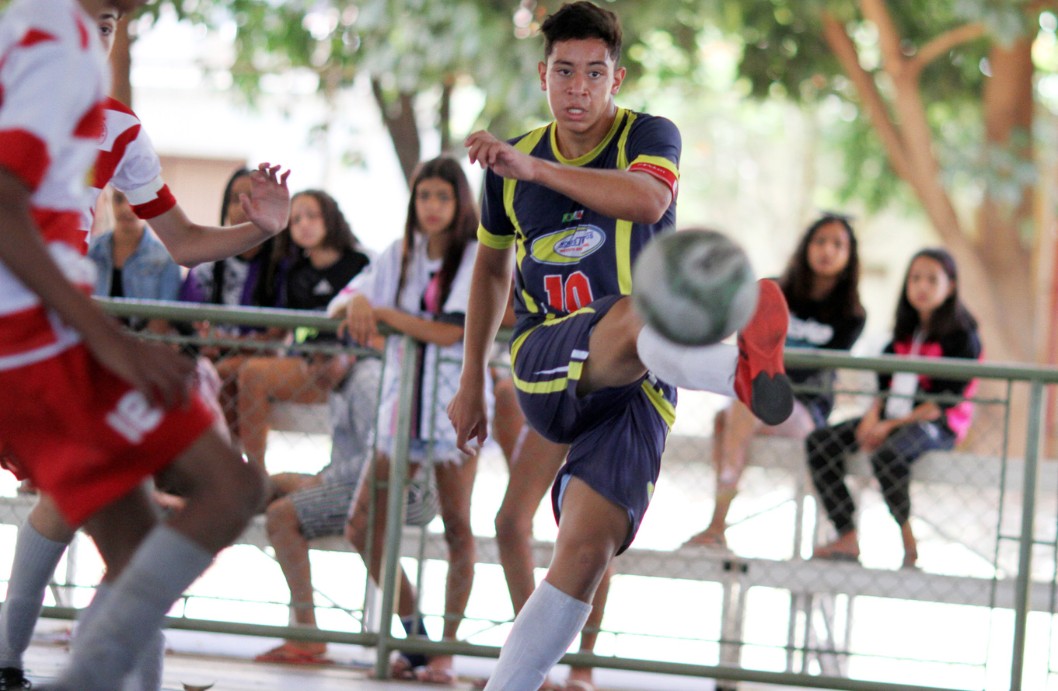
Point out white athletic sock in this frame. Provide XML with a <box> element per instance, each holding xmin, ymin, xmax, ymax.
<box><xmin>55</xmin><ymin>525</ymin><xmax>212</xmax><ymax>691</ymax></box>
<box><xmin>484</xmin><ymin>581</ymin><xmax>592</xmax><ymax>691</ymax></box>
<box><xmin>121</xmin><ymin>629</ymin><xmax>165</xmax><ymax>691</ymax></box>
<box><xmin>637</xmin><ymin>324</ymin><xmax>738</xmax><ymax>395</ymax></box>
<box><xmin>0</xmin><ymin>521</ymin><xmax>68</xmax><ymax>668</ymax></box>
<box><xmin>74</xmin><ymin>583</ymin><xmax>165</xmax><ymax>691</ymax></box>
<box><xmin>75</xmin><ymin>582</ymin><xmax>112</xmax><ymax>638</ymax></box>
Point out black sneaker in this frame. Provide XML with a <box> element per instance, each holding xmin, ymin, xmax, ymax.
<box><xmin>0</xmin><ymin>667</ymin><xmax>31</xmax><ymax>689</ymax></box>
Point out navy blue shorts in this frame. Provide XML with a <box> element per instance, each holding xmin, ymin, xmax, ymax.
<box><xmin>511</xmin><ymin>295</ymin><xmax>676</xmax><ymax>553</ymax></box>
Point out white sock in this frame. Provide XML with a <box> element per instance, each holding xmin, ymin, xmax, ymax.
<box><xmin>121</xmin><ymin>629</ymin><xmax>165</xmax><ymax>691</ymax></box>
<box><xmin>0</xmin><ymin>521</ymin><xmax>68</xmax><ymax>668</ymax></box>
<box><xmin>55</xmin><ymin>525</ymin><xmax>212</xmax><ymax>691</ymax></box>
<box><xmin>484</xmin><ymin>581</ymin><xmax>592</xmax><ymax>691</ymax></box>
<box><xmin>75</xmin><ymin>583</ymin><xmax>165</xmax><ymax>691</ymax></box>
<box><xmin>637</xmin><ymin>325</ymin><xmax>738</xmax><ymax>395</ymax></box>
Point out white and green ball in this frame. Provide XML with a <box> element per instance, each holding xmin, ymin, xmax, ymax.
<box><xmin>633</xmin><ymin>229</ymin><xmax>758</xmax><ymax>346</ymax></box>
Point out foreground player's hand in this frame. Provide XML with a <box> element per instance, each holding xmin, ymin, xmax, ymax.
<box><xmin>465</xmin><ymin>130</ymin><xmax>537</xmax><ymax>181</ymax></box>
<box><xmin>447</xmin><ymin>384</ymin><xmax>489</xmax><ymax>456</ymax></box>
<box><xmin>241</xmin><ymin>162</ymin><xmax>292</xmax><ymax>235</ymax></box>
<box><xmin>87</xmin><ymin>324</ymin><xmax>194</xmax><ymax>410</ymax></box>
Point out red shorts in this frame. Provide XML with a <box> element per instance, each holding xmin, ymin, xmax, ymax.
<box><xmin>0</xmin><ymin>344</ymin><xmax>214</xmax><ymax>526</ymax></box>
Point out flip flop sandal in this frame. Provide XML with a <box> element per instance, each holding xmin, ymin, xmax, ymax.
<box><xmin>253</xmin><ymin>642</ymin><xmax>333</xmax><ymax>665</ymax></box>
<box><xmin>415</xmin><ymin>666</ymin><xmax>458</xmax><ymax>686</ymax></box>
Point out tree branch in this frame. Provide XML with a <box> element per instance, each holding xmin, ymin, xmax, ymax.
<box><xmin>860</xmin><ymin>0</ymin><xmax>907</xmax><ymax>78</ymax></box>
<box><xmin>911</xmin><ymin>23</ymin><xmax>987</xmax><ymax>74</ymax></box>
<box><xmin>820</xmin><ymin>11</ymin><xmax>912</xmax><ymax>180</ymax></box>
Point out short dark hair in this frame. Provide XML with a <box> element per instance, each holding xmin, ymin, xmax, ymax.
<box><xmin>540</xmin><ymin>1</ymin><xmax>622</xmax><ymax>64</ymax></box>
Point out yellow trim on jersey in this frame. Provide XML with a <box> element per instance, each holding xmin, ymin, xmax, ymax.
<box><xmin>615</xmin><ymin>219</ymin><xmax>633</xmax><ymax>294</ymax></box>
<box><xmin>641</xmin><ymin>379</ymin><xmax>676</xmax><ymax>428</ymax></box>
<box><xmin>509</xmin><ymin>309</ymin><xmax>595</xmax><ymax>394</ymax></box>
<box><xmin>551</xmin><ymin>109</ymin><xmax>629</xmax><ymax>166</ymax></box>
<box><xmin>502</xmin><ymin>127</ymin><xmax>550</xmax><ymax>316</ymax></box>
<box><xmin>616</xmin><ymin>110</ymin><xmax>636</xmax><ymax>169</ymax></box>
<box><xmin>477</xmin><ymin>224</ymin><xmax>514</xmax><ymax>250</ymax></box>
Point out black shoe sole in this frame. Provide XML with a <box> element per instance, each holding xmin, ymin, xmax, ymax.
<box><xmin>750</xmin><ymin>372</ymin><xmax>794</xmax><ymax>425</ymax></box>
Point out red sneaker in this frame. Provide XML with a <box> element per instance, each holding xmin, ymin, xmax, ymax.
<box><xmin>735</xmin><ymin>279</ymin><xmax>793</xmax><ymax>425</ymax></box>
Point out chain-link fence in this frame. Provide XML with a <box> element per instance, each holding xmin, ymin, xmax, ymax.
<box><xmin>2</xmin><ymin>298</ymin><xmax>1057</xmax><ymax>691</ymax></box>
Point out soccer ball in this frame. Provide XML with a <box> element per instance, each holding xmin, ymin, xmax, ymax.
<box><xmin>632</xmin><ymin>229</ymin><xmax>758</xmax><ymax>346</ymax></box>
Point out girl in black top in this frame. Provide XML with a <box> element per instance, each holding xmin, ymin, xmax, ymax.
<box><xmin>808</xmin><ymin>247</ymin><xmax>981</xmax><ymax>568</ymax></box>
<box><xmin>686</xmin><ymin>215</ymin><xmax>866</xmax><ymax>550</ymax></box>
<box><xmin>235</xmin><ymin>190</ymin><xmax>370</xmax><ymax>470</ymax></box>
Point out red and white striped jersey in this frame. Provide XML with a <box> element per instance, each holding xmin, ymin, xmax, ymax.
<box><xmin>0</xmin><ymin>0</ymin><xmax>108</xmax><ymax>369</ymax></box>
<box><xmin>83</xmin><ymin>97</ymin><xmax>177</xmax><ymax>232</ymax></box>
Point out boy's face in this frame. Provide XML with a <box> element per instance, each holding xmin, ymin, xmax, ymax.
<box><xmin>97</xmin><ymin>10</ymin><xmax>119</xmax><ymax>55</ymax></box>
<box><xmin>538</xmin><ymin>37</ymin><xmax>625</xmax><ymax>140</ymax></box>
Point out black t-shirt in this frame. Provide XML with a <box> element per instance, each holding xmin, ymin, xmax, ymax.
<box><xmin>283</xmin><ymin>246</ymin><xmax>370</xmax><ymax>344</ymax></box>
<box><xmin>784</xmin><ymin>294</ymin><xmax>866</xmax><ymax>419</ymax></box>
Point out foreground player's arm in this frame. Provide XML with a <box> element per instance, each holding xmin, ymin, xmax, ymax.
<box><xmin>148</xmin><ymin>162</ymin><xmax>291</xmax><ymax>267</ymax></box>
<box><xmin>0</xmin><ymin>170</ymin><xmax>192</xmax><ymax>408</ymax></box>
<box><xmin>447</xmin><ymin>244</ymin><xmax>513</xmax><ymax>454</ymax></box>
<box><xmin>465</xmin><ymin>130</ymin><xmax>671</xmax><ymax>224</ymax></box>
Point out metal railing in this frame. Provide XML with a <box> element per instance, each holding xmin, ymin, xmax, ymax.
<box><xmin>3</xmin><ymin>298</ymin><xmax>1057</xmax><ymax>691</ymax></box>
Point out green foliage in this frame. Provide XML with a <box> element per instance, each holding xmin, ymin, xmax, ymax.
<box><xmin>727</xmin><ymin>0</ymin><xmax>1045</xmax><ymax>212</ymax></box>
<box><xmin>136</xmin><ymin>0</ymin><xmax>716</xmax><ymax>136</ymax></box>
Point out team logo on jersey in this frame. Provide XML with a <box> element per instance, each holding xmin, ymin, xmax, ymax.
<box><xmin>530</xmin><ymin>225</ymin><xmax>606</xmax><ymax>265</ymax></box>
<box><xmin>561</xmin><ymin>210</ymin><xmax>584</xmax><ymax>223</ymax></box>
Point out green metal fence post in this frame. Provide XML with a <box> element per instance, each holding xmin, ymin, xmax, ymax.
<box><xmin>1010</xmin><ymin>379</ymin><xmax>1044</xmax><ymax>691</ymax></box>
<box><xmin>374</xmin><ymin>334</ymin><xmax>420</xmax><ymax>680</ymax></box>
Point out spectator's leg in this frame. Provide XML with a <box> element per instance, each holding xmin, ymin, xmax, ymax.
<box><xmin>413</xmin><ymin>453</ymin><xmax>478</xmax><ymax>684</ymax></box>
<box><xmin>871</xmin><ymin>422</ymin><xmax>954</xmax><ymax>568</ymax></box>
<box><xmin>806</xmin><ymin>420</ymin><xmax>861</xmax><ymax>559</ymax></box>
<box><xmin>344</xmin><ymin>454</ymin><xmax>424</xmax><ymax>677</ymax></box>
<box><xmin>237</xmin><ymin>357</ymin><xmax>325</xmax><ymax>471</ymax></box>
<box><xmin>213</xmin><ymin>354</ymin><xmax>247</xmax><ymax>439</ymax></box>
<box><xmin>264</xmin><ymin>490</ymin><xmax>325</xmax><ymax>651</ymax></box>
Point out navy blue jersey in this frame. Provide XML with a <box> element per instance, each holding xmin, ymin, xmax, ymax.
<box><xmin>478</xmin><ymin>108</ymin><xmax>680</xmax><ymax>334</ymax></box>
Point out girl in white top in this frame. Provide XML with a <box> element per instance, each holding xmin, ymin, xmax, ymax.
<box><xmin>328</xmin><ymin>156</ymin><xmax>488</xmax><ymax>684</ymax></box>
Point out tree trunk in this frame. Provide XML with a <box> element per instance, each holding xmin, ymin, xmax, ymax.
<box><xmin>978</xmin><ymin>40</ymin><xmax>1036</xmax><ymax>361</ymax></box>
<box><xmin>371</xmin><ymin>78</ymin><xmax>420</xmax><ymax>186</ymax></box>
<box><xmin>439</xmin><ymin>78</ymin><xmax>454</xmax><ymax>155</ymax></box>
<box><xmin>825</xmin><ymin>2</ymin><xmax>1034</xmax><ymax>454</ymax></box>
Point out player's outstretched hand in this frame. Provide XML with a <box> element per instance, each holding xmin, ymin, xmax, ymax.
<box><xmin>241</xmin><ymin>162</ymin><xmax>291</xmax><ymax>236</ymax></box>
<box><xmin>465</xmin><ymin>130</ymin><xmax>537</xmax><ymax>181</ymax></box>
<box><xmin>86</xmin><ymin>323</ymin><xmax>195</xmax><ymax>410</ymax></box>
<box><xmin>447</xmin><ymin>384</ymin><xmax>489</xmax><ymax>456</ymax></box>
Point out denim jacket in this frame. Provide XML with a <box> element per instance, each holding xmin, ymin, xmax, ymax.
<box><xmin>88</xmin><ymin>229</ymin><xmax>182</xmax><ymax>300</ymax></box>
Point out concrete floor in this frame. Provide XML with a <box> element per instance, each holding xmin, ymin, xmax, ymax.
<box><xmin>21</xmin><ymin>619</ymin><xmax>803</xmax><ymax>691</ymax></box>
